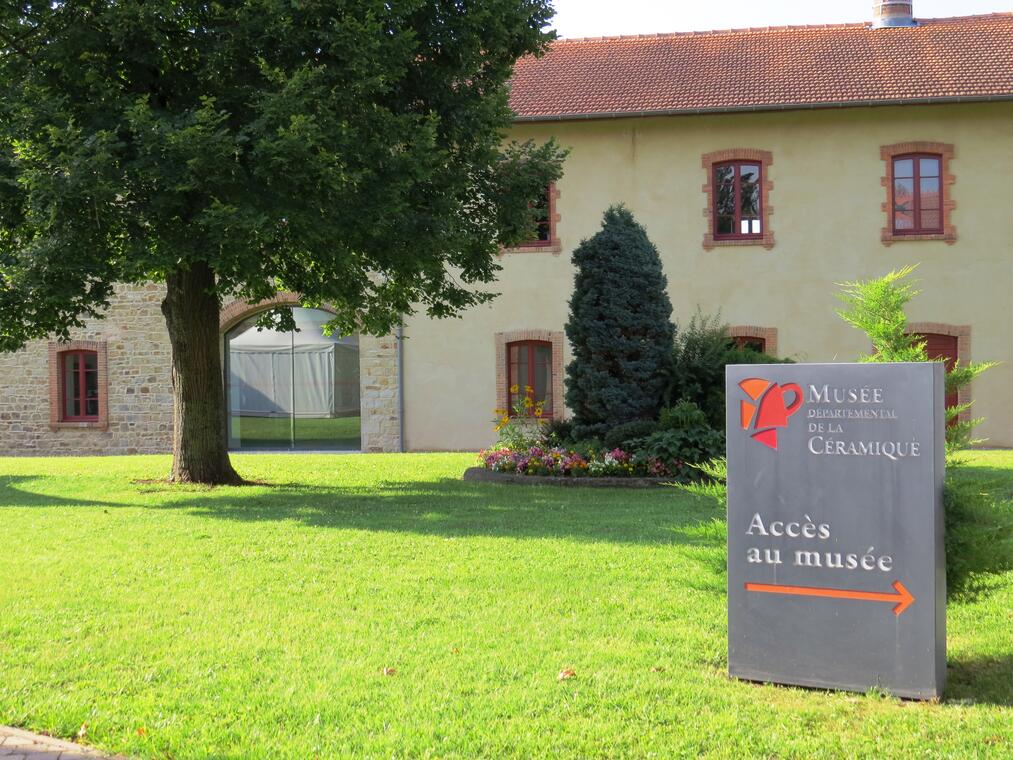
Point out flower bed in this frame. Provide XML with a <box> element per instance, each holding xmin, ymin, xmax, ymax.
<box><xmin>477</xmin><ymin>445</ymin><xmax>690</xmax><ymax>480</ymax></box>
<box><xmin>463</xmin><ymin>467</ymin><xmax>671</xmax><ymax>488</ymax></box>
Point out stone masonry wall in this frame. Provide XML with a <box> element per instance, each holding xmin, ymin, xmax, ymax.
<box><xmin>0</xmin><ymin>283</ymin><xmax>174</xmax><ymax>456</ymax></box>
<box><xmin>359</xmin><ymin>333</ymin><xmax>401</xmax><ymax>453</ymax></box>
<box><xmin>0</xmin><ymin>285</ymin><xmax>401</xmax><ymax>456</ymax></box>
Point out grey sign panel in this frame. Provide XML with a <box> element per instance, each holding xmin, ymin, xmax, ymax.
<box><xmin>726</xmin><ymin>363</ymin><xmax>945</xmax><ymax>699</ymax></box>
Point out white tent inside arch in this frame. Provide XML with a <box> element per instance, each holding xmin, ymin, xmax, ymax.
<box><xmin>227</xmin><ymin>309</ymin><xmax>360</xmax><ymax>419</ymax></box>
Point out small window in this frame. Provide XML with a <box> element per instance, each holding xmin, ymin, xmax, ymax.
<box><xmin>60</xmin><ymin>350</ymin><xmax>100</xmax><ymax>421</ymax></box>
<box><xmin>517</xmin><ymin>185</ymin><xmax>556</xmax><ymax>248</ymax></box>
<box><xmin>714</xmin><ymin>161</ymin><xmax>763</xmax><ymax>239</ymax></box>
<box><xmin>892</xmin><ymin>154</ymin><xmax>942</xmax><ymax>235</ymax></box>
<box><xmin>732</xmin><ymin>336</ymin><xmax>767</xmax><ymax>353</ymax></box>
<box><xmin>507</xmin><ymin>340</ymin><xmax>554</xmax><ymax>416</ymax></box>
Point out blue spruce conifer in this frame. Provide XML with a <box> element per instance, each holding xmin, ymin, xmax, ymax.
<box><xmin>565</xmin><ymin>205</ymin><xmax>675</xmax><ymax>439</ymax></box>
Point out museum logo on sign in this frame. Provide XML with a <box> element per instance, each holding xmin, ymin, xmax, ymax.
<box><xmin>738</xmin><ymin>377</ymin><xmax>803</xmax><ymax>450</ymax></box>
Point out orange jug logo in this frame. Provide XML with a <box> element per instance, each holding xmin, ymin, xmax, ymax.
<box><xmin>739</xmin><ymin>378</ymin><xmax>803</xmax><ymax>450</ymax></box>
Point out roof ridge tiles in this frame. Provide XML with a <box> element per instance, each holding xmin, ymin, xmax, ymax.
<box><xmin>552</xmin><ymin>12</ymin><xmax>1013</xmax><ymax>44</ymax></box>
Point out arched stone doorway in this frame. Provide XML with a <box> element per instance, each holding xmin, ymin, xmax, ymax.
<box><xmin>223</xmin><ymin>305</ymin><xmax>361</xmax><ymax>451</ymax></box>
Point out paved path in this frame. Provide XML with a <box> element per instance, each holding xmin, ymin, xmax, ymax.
<box><xmin>0</xmin><ymin>726</ymin><xmax>124</xmax><ymax>759</ymax></box>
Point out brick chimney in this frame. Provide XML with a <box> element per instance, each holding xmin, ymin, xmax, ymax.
<box><xmin>872</xmin><ymin>1</ymin><xmax>917</xmax><ymax>28</ymax></box>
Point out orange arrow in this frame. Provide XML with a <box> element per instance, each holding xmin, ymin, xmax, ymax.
<box><xmin>744</xmin><ymin>580</ymin><xmax>915</xmax><ymax>616</ymax></box>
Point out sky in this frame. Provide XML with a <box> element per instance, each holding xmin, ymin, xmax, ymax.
<box><xmin>550</xmin><ymin>0</ymin><xmax>1011</xmax><ymax>38</ymax></box>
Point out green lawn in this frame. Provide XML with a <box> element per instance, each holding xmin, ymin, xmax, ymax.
<box><xmin>0</xmin><ymin>451</ymin><xmax>1010</xmax><ymax>758</ymax></box>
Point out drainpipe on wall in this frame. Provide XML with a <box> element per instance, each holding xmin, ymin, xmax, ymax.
<box><xmin>396</xmin><ymin>319</ymin><xmax>405</xmax><ymax>452</ymax></box>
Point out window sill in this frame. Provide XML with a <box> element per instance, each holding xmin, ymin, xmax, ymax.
<box><xmin>881</xmin><ymin>231</ymin><xmax>956</xmax><ymax>246</ymax></box>
<box><xmin>50</xmin><ymin>420</ymin><xmax>108</xmax><ymax>431</ymax></box>
<box><xmin>703</xmin><ymin>234</ymin><xmax>775</xmax><ymax>251</ymax></box>
<box><xmin>501</xmin><ymin>241</ymin><xmax>562</xmax><ymax>255</ymax></box>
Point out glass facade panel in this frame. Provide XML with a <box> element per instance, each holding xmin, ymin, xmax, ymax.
<box><xmin>226</xmin><ymin>307</ymin><xmax>360</xmax><ymax>450</ymax></box>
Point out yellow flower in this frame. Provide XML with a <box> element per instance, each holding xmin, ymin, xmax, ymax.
<box><xmin>523</xmin><ymin>397</ymin><xmax>533</xmax><ymax>409</ymax></box>
<box><xmin>501</xmin><ymin>416</ymin><xmax>510</xmax><ymax>425</ymax></box>
<box><xmin>509</xmin><ymin>384</ymin><xmax>519</xmax><ymax>394</ymax></box>
<box><xmin>534</xmin><ymin>408</ymin><xmax>543</xmax><ymax>417</ymax></box>
<box><xmin>524</xmin><ymin>385</ymin><xmax>533</xmax><ymax>394</ymax></box>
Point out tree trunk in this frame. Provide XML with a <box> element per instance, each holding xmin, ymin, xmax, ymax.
<box><xmin>161</xmin><ymin>261</ymin><xmax>243</xmax><ymax>485</ymax></box>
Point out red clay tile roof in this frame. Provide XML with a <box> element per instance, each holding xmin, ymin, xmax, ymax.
<box><xmin>509</xmin><ymin>14</ymin><xmax>1013</xmax><ymax>120</ymax></box>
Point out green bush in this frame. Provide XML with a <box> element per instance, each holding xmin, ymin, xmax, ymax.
<box><xmin>630</xmin><ymin>425</ymin><xmax>724</xmax><ymax>469</ymax></box>
<box><xmin>604</xmin><ymin>419</ymin><xmax>661</xmax><ymax>450</ymax></box>
<box><xmin>836</xmin><ymin>264</ymin><xmax>995</xmax><ymax>458</ymax></box>
<box><xmin>569</xmin><ymin>438</ymin><xmax>605</xmax><ymax>459</ymax></box>
<box><xmin>663</xmin><ymin>311</ymin><xmax>790</xmax><ymax>428</ymax></box>
<box><xmin>544</xmin><ymin>418</ymin><xmax>575</xmax><ymax>446</ymax></box>
<box><xmin>658</xmin><ymin>400</ymin><xmax>712</xmax><ymax>432</ymax></box>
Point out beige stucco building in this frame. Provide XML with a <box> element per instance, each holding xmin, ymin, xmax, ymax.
<box><xmin>1</xmin><ymin>7</ymin><xmax>1011</xmax><ymax>455</ymax></box>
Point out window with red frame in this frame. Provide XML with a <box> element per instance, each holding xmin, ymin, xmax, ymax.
<box><xmin>60</xmin><ymin>350</ymin><xmax>100</xmax><ymax>421</ymax></box>
<box><xmin>519</xmin><ymin>186</ymin><xmax>552</xmax><ymax>246</ymax></box>
<box><xmin>507</xmin><ymin>340</ymin><xmax>553</xmax><ymax>416</ymax></box>
<box><xmin>892</xmin><ymin>154</ymin><xmax>942</xmax><ymax>234</ymax></box>
<box><xmin>714</xmin><ymin>161</ymin><xmax>762</xmax><ymax>239</ymax></box>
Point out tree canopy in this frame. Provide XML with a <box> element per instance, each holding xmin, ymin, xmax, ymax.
<box><xmin>0</xmin><ymin>0</ymin><xmax>566</xmax><ymax>482</ymax></box>
<box><xmin>0</xmin><ymin>0</ymin><xmax>566</xmax><ymax>346</ymax></box>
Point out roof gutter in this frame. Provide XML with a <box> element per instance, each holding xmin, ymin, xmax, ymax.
<box><xmin>512</xmin><ymin>93</ymin><xmax>1013</xmax><ymax>122</ymax></box>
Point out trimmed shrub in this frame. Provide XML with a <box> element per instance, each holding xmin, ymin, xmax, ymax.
<box><xmin>603</xmin><ymin>419</ymin><xmax>660</xmax><ymax>450</ymax></box>
<box><xmin>565</xmin><ymin>205</ymin><xmax>675</xmax><ymax>439</ymax></box>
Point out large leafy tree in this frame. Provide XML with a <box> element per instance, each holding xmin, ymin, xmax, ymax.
<box><xmin>0</xmin><ymin>1</ymin><xmax>565</xmax><ymax>483</ymax></box>
<box><xmin>564</xmin><ymin>205</ymin><xmax>674</xmax><ymax>439</ymax></box>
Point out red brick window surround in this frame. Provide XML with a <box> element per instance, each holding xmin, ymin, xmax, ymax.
<box><xmin>904</xmin><ymin>322</ymin><xmax>972</xmax><ymax>422</ymax></box>
<box><xmin>503</xmin><ymin>183</ymin><xmax>562</xmax><ymax>255</ymax></box>
<box><xmin>702</xmin><ymin>149</ymin><xmax>774</xmax><ymax>251</ymax></box>
<box><xmin>727</xmin><ymin>326</ymin><xmax>778</xmax><ymax>357</ymax></box>
<box><xmin>48</xmin><ymin>340</ymin><xmax>109</xmax><ymax>430</ymax></box>
<box><xmin>880</xmin><ymin>142</ymin><xmax>956</xmax><ymax>245</ymax></box>
<box><xmin>494</xmin><ymin>329</ymin><xmax>565</xmax><ymax>418</ymax></box>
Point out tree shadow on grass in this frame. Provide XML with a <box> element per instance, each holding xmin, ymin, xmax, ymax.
<box><xmin>946</xmin><ymin>653</ymin><xmax>1013</xmax><ymax>707</ymax></box>
<box><xmin>1</xmin><ymin>473</ymin><xmax>726</xmax><ymax>547</ymax></box>
<box><xmin>0</xmin><ymin>475</ymin><xmax>120</xmax><ymax>509</ymax></box>
<box><xmin>169</xmin><ymin>480</ymin><xmax>727</xmax><ymax>547</ymax></box>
